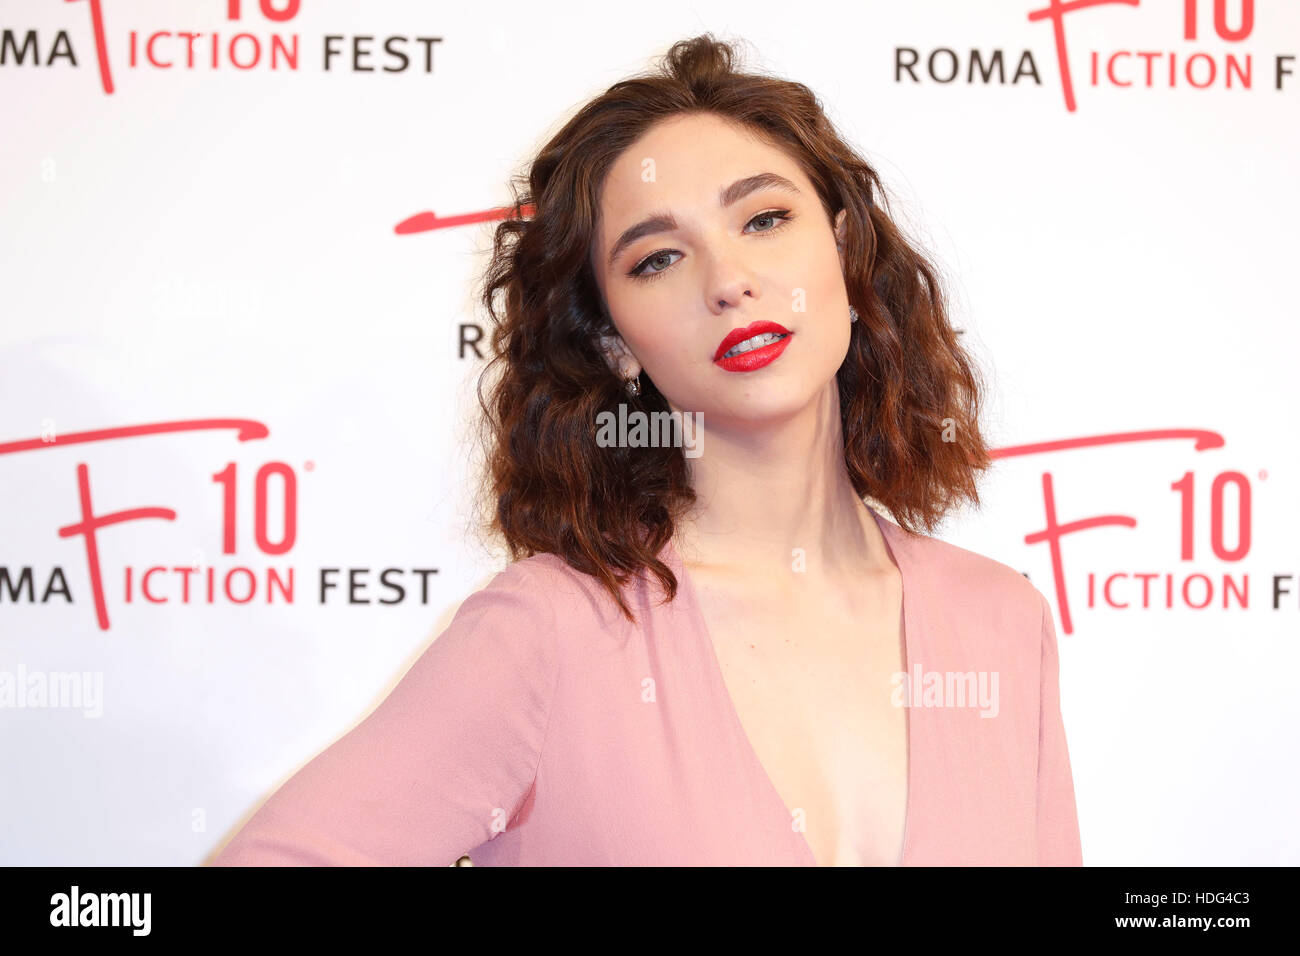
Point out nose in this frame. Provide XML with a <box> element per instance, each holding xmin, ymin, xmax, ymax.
<box><xmin>715</xmin><ymin>288</ymin><xmax>755</xmax><ymax>312</ymax></box>
<box><xmin>703</xmin><ymin>249</ymin><xmax>759</xmax><ymax>316</ymax></box>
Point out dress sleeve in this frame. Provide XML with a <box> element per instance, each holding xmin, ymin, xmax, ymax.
<box><xmin>207</xmin><ymin>559</ymin><xmax>559</xmax><ymax>867</ymax></box>
<box><xmin>1034</xmin><ymin>589</ymin><xmax>1083</xmax><ymax>866</ymax></box>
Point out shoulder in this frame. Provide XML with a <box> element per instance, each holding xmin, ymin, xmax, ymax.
<box><xmin>889</xmin><ymin>516</ymin><xmax>1048</xmax><ymax>637</ymax></box>
<box><xmin>467</xmin><ymin>550</ymin><xmax>634</xmax><ymax>633</ymax></box>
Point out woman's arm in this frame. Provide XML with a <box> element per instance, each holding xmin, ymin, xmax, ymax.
<box><xmin>1034</xmin><ymin>589</ymin><xmax>1084</xmax><ymax>866</ymax></box>
<box><xmin>207</xmin><ymin>559</ymin><xmax>560</xmax><ymax>866</ymax></box>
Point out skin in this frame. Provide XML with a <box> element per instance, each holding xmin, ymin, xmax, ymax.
<box><xmin>589</xmin><ymin>112</ymin><xmax>910</xmax><ymax>866</ymax></box>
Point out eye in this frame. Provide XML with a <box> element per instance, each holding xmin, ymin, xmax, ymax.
<box><xmin>745</xmin><ymin>210</ymin><xmax>793</xmax><ymax>233</ymax></box>
<box><xmin>628</xmin><ymin>250</ymin><xmax>683</xmax><ymax>283</ymax></box>
<box><xmin>626</xmin><ymin>208</ymin><xmax>797</xmax><ymax>284</ymax></box>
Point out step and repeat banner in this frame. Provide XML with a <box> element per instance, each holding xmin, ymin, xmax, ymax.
<box><xmin>1</xmin><ymin>1</ymin><xmax>1296</xmax><ymax>866</ymax></box>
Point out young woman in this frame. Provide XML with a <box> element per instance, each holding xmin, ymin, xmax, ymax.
<box><xmin>210</xmin><ymin>34</ymin><xmax>1081</xmax><ymax>867</ymax></box>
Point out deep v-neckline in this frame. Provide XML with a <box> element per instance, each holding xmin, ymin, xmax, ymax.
<box><xmin>667</xmin><ymin>504</ymin><xmax>915</xmax><ymax>867</ymax></box>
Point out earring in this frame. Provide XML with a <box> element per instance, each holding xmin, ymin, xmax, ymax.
<box><xmin>849</xmin><ymin>305</ymin><xmax>859</xmax><ymax>324</ymax></box>
<box><xmin>625</xmin><ymin>374</ymin><xmax>641</xmax><ymax>397</ymax></box>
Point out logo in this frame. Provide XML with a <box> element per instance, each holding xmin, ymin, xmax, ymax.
<box><xmin>894</xmin><ymin>0</ymin><xmax>1294</xmax><ymax>112</ymax></box>
<box><xmin>994</xmin><ymin>427</ymin><xmax>1295</xmax><ymax>635</ymax></box>
<box><xmin>1</xmin><ymin>0</ymin><xmax>442</xmax><ymax>94</ymax></box>
<box><xmin>0</xmin><ymin>418</ymin><xmax>440</xmax><ymax>632</ymax></box>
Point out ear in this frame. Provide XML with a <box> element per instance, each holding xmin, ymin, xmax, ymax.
<box><xmin>597</xmin><ymin>331</ymin><xmax>640</xmax><ymax>380</ymax></box>
<box><xmin>834</xmin><ymin>208</ymin><xmax>848</xmax><ymax>267</ymax></box>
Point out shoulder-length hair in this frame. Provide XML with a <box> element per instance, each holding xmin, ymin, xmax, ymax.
<box><xmin>474</xmin><ymin>33</ymin><xmax>992</xmax><ymax>623</ymax></box>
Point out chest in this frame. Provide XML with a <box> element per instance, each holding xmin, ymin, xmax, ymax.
<box><xmin>692</xmin><ymin>570</ymin><xmax>910</xmax><ymax>866</ymax></box>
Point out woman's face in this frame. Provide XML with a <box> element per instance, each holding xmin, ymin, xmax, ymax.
<box><xmin>590</xmin><ymin>112</ymin><xmax>850</xmax><ymax>430</ymax></box>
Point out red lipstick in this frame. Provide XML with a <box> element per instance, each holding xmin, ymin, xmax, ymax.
<box><xmin>712</xmin><ymin>320</ymin><xmax>794</xmax><ymax>372</ymax></box>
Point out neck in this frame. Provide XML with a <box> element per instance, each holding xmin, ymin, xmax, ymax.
<box><xmin>672</xmin><ymin>382</ymin><xmax>885</xmax><ymax>579</ymax></box>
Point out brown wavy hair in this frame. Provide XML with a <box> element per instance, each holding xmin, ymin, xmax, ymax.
<box><xmin>474</xmin><ymin>33</ymin><xmax>992</xmax><ymax>623</ymax></box>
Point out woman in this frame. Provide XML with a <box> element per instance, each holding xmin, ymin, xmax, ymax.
<box><xmin>209</xmin><ymin>34</ymin><xmax>1081</xmax><ymax>867</ymax></box>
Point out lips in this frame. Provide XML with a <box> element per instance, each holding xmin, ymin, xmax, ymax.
<box><xmin>712</xmin><ymin>320</ymin><xmax>794</xmax><ymax>372</ymax></box>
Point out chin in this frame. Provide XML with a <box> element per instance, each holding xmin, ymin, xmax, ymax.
<box><xmin>704</xmin><ymin>378</ymin><xmax>829</xmax><ymax>426</ymax></box>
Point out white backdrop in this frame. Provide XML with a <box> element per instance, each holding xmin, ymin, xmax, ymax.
<box><xmin>1</xmin><ymin>0</ymin><xmax>1297</xmax><ymax>866</ymax></box>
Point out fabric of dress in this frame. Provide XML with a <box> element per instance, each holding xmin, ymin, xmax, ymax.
<box><xmin>209</xmin><ymin>506</ymin><xmax>1083</xmax><ymax>866</ymax></box>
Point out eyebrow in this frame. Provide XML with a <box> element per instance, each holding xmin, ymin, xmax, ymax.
<box><xmin>604</xmin><ymin>172</ymin><xmax>802</xmax><ymax>270</ymax></box>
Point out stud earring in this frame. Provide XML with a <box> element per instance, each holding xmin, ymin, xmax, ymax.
<box><xmin>625</xmin><ymin>374</ymin><xmax>641</xmax><ymax>397</ymax></box>
<box><xmin>849</xmin><ymin>305</ymin><xmax>859</xmax><ymax>323</ymax></box>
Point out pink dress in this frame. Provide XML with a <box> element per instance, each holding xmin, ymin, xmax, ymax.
<box><xmin>209</xmin><ymin>506</ymin><xmax>1082</xmax><ymax>866</ymax></box>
